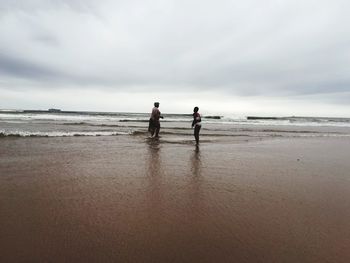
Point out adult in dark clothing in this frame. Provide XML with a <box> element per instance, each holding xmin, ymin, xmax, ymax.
<box><xmin>148</xmin><ymin>102</ymin><xmax>163</xmax><ymax>137</ymax></box>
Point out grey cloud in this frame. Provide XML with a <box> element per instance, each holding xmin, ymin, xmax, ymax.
<box><xmin>32</xmin><ymin>34</ymin><xmax>60</xmax><ymax>46</ymax></box>
<box><xmin>0</xmin><ymin>53</ymin><xmax>108</xmax><ymax>86</ymax></box>
<box><xmin>0</xmin><ymin>0</ymin><xmax>349</xmax><ymax>101</ymax></box>
<box><xmin>0</xmin><ymin>0</ymin><xmax>99</xmax><ymax>14</ymax></box>
<box><xmin>0</xmin><ymin>53</ymin><xmax>57</xmax><ymax>79</ymax></box>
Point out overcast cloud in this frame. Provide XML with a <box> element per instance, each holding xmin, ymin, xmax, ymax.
<box><xmin>0</xmin><ymin>0</ymin><xmax>350</xmax><ymax>116</ymax></box>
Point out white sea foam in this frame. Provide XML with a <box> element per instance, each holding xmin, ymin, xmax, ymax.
<box><xmin>0</xmin><ymin>113</ymin><xmax>120</xmax><ymax>122</ymax></box>
<box><xmin>1</xmin><ymin>111</ymin><xmax>350</xmax><ymax>136</ymax></box>
<box><xmin>0</xmin><ymin>130</ymin><xmax>130</xmax><ymax>137</ymax></box>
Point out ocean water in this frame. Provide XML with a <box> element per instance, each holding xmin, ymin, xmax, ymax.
<box><xmin>1</xmin><ymin>110</ymin><xmax>350</xmax><ymax>138</ymax></box>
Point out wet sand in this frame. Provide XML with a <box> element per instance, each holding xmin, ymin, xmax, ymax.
<box><xmin>1</xmin><ymin>135</ymin><xmax>350</xmax><ymax>262</ymax></box>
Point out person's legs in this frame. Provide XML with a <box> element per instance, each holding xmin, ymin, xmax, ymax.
<box><xmin>194</xmin><ymin>125</ymin><xmax>201</xmax><ymax>144</ymax></box>
<box><xmin>149</xmin><ymin>119</ymin><xmax>155</xmax><ymax>136</ymax></box>
<box><xmin>154</xmin><ymin>122</ymin><xmax>160</xmax><ymax>137</ymax></box>
<box><xmin>148</xmin><ymin>118</ymin><xmax>152</xmax><ymax>132</ymax></box>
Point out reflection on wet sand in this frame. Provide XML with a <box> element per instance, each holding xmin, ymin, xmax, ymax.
<box><xmin>145</xmin><ymin>138</ymin><xmax>164</xmax><ymax>222</ymax></box>
<box><xmin>146</xmin><ymin>138</ymin><xmax>162</xmax><ymax>176</ymax></box>
<box><xmin>186</xmin><ymin>145</ymin><xmax>205</xmax><ymax>224</ymax></box>
<box><xmin>191</xmin><ymin>145</ymin><xmax>201</xmax><ymax>177</ymax></box>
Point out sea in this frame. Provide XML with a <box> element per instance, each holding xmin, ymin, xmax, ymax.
<box><xmin>1</xmin><ymin>110</ymin><xmax>350</xmax><ymax>139</ymax></box>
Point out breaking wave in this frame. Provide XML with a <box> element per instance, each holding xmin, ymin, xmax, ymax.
<box><xmin>0</xmin><ymin>131</ymin><xmax>131</xmax><ymax>138</ymax></box>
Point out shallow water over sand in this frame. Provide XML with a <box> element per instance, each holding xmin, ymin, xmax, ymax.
<box><xmin>1</xmin><ymin>136</ymin><xmax>350</xmax><ymax>262</ymax></box>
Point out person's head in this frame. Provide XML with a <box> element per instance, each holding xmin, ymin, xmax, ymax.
<box><xmin>154</xmin><ymin>102</ymin><xmax>160</xmax><ymax>108</ymax></box>
<box><xmin>193</xmin><ymin>106</ymin><xmax>199</xmax><ymax>113</ymax></box>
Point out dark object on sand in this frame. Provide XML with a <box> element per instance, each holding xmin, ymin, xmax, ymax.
<box><xmin>247</xmin><ymin>116</ymin><xmax>279</xmax><ymax>120</ymax></box>
<box><xmin>203</xmin><ymin>116</ymin><xmax>221</xmax><ymax>119</ymax></box>
<box><xmin>48</xmin><ymin>108</ymin><xmax>61</xmax><ymax>112</ymax></box>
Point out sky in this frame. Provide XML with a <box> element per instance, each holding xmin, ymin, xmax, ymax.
<box><xmin>0</xmin><ymin>0</ymin><xmax>350</xmax><ymax>116</ymax></box>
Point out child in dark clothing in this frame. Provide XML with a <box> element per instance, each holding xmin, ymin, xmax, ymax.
<box><xmin>191</xmin><ymin>107</ymin><xmax>201</xmax><ymax>145</ymax></box>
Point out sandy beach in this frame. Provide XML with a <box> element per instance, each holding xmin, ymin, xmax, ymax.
<box><xmin>1</xmin><ymin>135</ymin><xmax>350</xmax><ymax>262</ymax></box>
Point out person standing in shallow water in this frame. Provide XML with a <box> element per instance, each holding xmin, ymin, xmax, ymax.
<box><xmin>148</xmin><ymin>102</ymin><xmax>163</xmax><ymax>138</ymax></box>
<box><xmin>192</xmin><ymin>107</ymin><xmax>201</xmax><ymax>145</ymax></box>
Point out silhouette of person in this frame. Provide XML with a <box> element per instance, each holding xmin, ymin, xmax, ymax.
<box><xmin>148</xmin><ymin>102</ymin><xmax>163</xmax><ymax>138</ymax></box>
<box><xmin>191</xmin><ymin>106</ymin><xmax>201</xmax><ymax>145</ymax></box>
